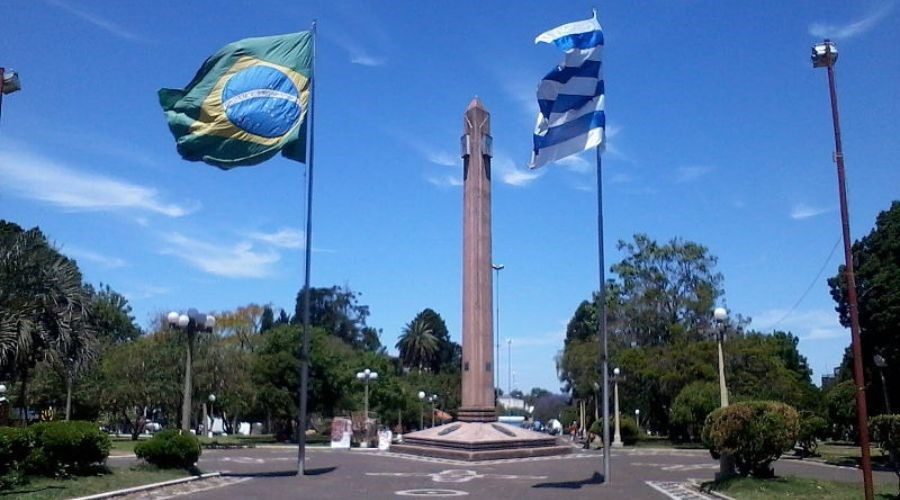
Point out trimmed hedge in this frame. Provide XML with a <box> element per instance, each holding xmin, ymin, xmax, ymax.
<box><xmin>590</xmin><ymin>415</ymin><xmax>641</xmax><ymax>446</ymax></box>
<box><xmin>796</xmin><ymin>414</ymin><xmax>827</xmax><ymax>457</ymax></box>
<box><xmin>26</xmin><ymin>421</ymin><xmax>111</xmax><ymax>477</ymax></box>
<box><xmin>869</xmin><ymin>414</ymin><xmax>900</xmax><ymax>484</ymax></box>
<box><xmin>702</xmin><ymin>401</ymin><xmax>799</xmax><ymax>477</ymax></box>
<box><xmin>0</xmin><ymin>427</ymin><xmax>33</xmax><ymax>488</ymax></box>
<box><xmin>135</xmin><ymin>429</ymin><xmax>201</xmax><ymax>469</ymax></box>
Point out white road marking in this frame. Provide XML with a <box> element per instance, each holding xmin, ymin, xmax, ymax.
<box><xmin>367</xmin><ymin>468</ymin><xmax>546</xmax><ymax>484</ymax></box>
<box><xmin>646</xmin><ymin>480</ymin><xmax>718</xmax><ymax>499</ymax></box>
<box><xmin>395</xmin><ymin>489</ymin><xmax>468</xmax><ymax>497</ymax></box>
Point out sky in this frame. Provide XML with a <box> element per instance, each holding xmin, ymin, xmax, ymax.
<box><xmin>1</xmin><ymin>1</ymin><xmax>898</xmax><ymax>396</ymax></box>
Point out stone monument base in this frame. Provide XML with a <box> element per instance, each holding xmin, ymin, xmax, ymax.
<box><xmin>393</xmin><ymin>421</ymin><xmax>572</xmax><ymax>461</ymax></box>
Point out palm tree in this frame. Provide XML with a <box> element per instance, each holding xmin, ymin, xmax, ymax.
<box><xmin>396</xmin><ymin>317</ymin><xmax>439</xmax><ymax>373</ymax></box>
<box><xmin>0</xmin><ymin>227</ymin><xmax>95</xmax><ymax>420</ymax></box>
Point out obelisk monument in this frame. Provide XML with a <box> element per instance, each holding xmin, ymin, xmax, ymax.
<box><xmin>392</xmin><ymin>98</ymin><xmax>569</xmax><ymax>460</ymax></box>
<box><xmin>458</xmin><ymin>97</ymin><xmax>497</xmax><ymax>423</ymax></box>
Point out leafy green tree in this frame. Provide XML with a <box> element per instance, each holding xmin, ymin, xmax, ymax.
<box><xmin>670</xmin><ymin>381</ymin><xmax>719</xmax><ymax>442</ymax></box>
<box><xmin>825</xmin><ymin>380</ymin><xmax>858</xmax><ymax>440</ymax></box>
<box><xmin>87</xmin><ymin>283</ymin><xmax>141</xmax><ymax>345</ymax></box>
<box><xmin>293</xmin><ymin>286</ymin><xmax>380</xmax><ymax>350</ymax></box>
<box><xmin>260</xmin><ymin>306</ymin><xmax>275</xmax><ymax>333</ymax></box>
<box><xmin>612</xmin><ymin>234</ymin><xmax>724</xmax><ymax>346</ymax></box>
<box><xmin>828</xmin><ymin>201</ymin><xmax>900</xmax><ymax>416</ymax></box>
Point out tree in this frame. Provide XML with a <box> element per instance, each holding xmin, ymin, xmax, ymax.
<box><xmin>0</xmin><ymin>223</ymin><xmax>96</xmax><ymax>419</ymax></box>
<box><xmin>260</xmin><ymin>306</ymin><xmax>275</xmax><ymax>333</ymax></box>
<box><xmin>825</xmin><ymin>380</ymin><xmax>857</xmax><ymax>440</ymax></box>
<box><xmin>215</xmin><ymin>304</ymin><xmax>264</xmax><ymax>351</ymax></box>
<box><xmin>670</xmin><ymin>381</ymin><xmax>718</xmax><ymax>442</ymax></box>
<box><xmin>828</xmin><ymin>201</ymin><xmax>900</xmax><ymax>416</ymax></box>
<box><xmin>88</xmin><ymin>283</ymin><xmax>141</xmax><ymax>346</ymax></box>
<box><xmin>293</xmin><ymin>286</ymin><xmax>380</xmax><ymax>350</ymax></box>
<box><xmin>612</xmin><ymin>234</ymin><xmax>724</xmax><ymax>346</ymax></box>
<box><xmin>396</xmin><ymin>317</ymin><xmax>439</xmax><ymax>373</ymax></box>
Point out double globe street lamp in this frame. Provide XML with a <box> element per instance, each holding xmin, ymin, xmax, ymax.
<box><xmin>418</xmin><ymin>391</ymin><xmax>438</xmax><ymax>428</ymax></box>
<box><xmin>356</xmin><ymin>369</ymin><xmax>378</xmax><ymax>448</ymax></box>
<box><xmin>167</xmin><ymin>309</ymin><xmax>216</xmax><ymax>432</ymax></box>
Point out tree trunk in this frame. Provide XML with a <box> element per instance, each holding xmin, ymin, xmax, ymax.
<box><xmin>65</xmin><ymin>369</ymin><xmax>73</xmax><ymax>421</ymax></box>
<box><xmin>181</xmin><ymin>331</ymin><xmax>195</xmax><ymax>432</ymax></box>
<box><xmin>18</xmin><ymin>365</ymin><xmax>28</xmax><ymax>427</ymax></box>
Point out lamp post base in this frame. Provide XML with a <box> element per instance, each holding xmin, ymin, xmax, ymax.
<box><xmin>612</xmin><ymin>439</ymin><xmax>623</xmax><ymax>448</ymax></box>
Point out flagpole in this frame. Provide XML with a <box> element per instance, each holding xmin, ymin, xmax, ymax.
<box><xmin>297</xmin><ymin>19</ymin><xmax>317</xmax><ymax>477</ymax></box>
<box><xmin>596</xmin><ymin>145</ymin><xmax>610</xmax><ymax>483</ymax></box>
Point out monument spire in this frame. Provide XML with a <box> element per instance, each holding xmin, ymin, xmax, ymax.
<box><xmin>458</xmin><ymin>96</ymin><xmax>496</xmax><ymax>423</ymax></box>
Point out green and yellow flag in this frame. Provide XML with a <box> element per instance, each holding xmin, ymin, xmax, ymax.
<box><xmin>159</xmin><ymin>32</ymin><xmax>312</xmax><ymax>169</ymax></box>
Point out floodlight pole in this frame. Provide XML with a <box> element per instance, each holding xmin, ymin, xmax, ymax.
<box><xmin>815</xmin><ymin>39</ymin><xmax>874</xmax><ymax>500</ymax></box>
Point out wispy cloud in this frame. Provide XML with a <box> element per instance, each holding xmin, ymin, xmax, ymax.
<box><xmin>247</xmin><ymin>228</ymin><xmax>304</xmax><ymax>249</ymax></box>
<box><xmin>494</xmin><ymin>153</ymin><xmax>542</xmax><ymax>187</ymax></box>
<box><xmin>160</xmin><ymin>233</ymin><xmax>280</xmax><ymax>279</ymax></box>
<box><xmin>753</xmin><ymin>308</ymin><xmax>846</xmax><ymax>341</ymax></box>
<box><xmin>790</xmin><ymin>203</ymin><xmax>831</xmax><ymax>220</ymax></box>
<box><xmin>388</xmin><ymin>130</ymin><xmax>458</xmax><ymax>168</ymax></box>
<box><xmin>62</xmin><ymin>246</ymin><xmax>127</xmax><ymax>269</ymax></box>
<box><xmin>809</xmin><ymin>3</ymin><xmax>895</xmax><ymax>40</ymax></box>
<box><xmin>675</xmin><ymin>165</ymin><xmax>713</xmax><ymax>183</ymax></box>
<box><xmin>45</xmin><ymin>0</ymin><xmax>144</xmax><ymax>42</ymax></box>
<box><xmin>427</xmin><ymin>174</ymin><xmax>464</xmax><ymax>188</ymax></box>
<box><xmin>556</xmin><ymin>154</ymin><xmax>592</xmax><ymax>174</ymax></box>
<box><xmin>0</xmin><ymin>146</ymin><xmax>193</xmax><ymax>217</ymax></box>
<box><xmin>122</xmin><ymin>284</ymin><xmax>170</xmax><ymax>301</ymax></box>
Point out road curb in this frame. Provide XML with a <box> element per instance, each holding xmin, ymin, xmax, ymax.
<box><xmin>70</xmin><ymin>472</ymin><xmax>221</xmax><ymax>500</ymax></box>
<box><xmin>687</xmin><ymin>479</ymin><xmax>736</xmax><ymax>500</ymax></box>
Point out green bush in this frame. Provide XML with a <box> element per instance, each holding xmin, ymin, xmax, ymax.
<box><xmin>0</xmin><ymin>427</ymin><xmax>33</xmax><ymax>489</ymax></box>
<box><xmin>796</xmin><ymin>414</ymin><xmax>827</xmax><ymax>457</ymax></box>
<box><xmin>869</xmin><ymin>414</ymin><xmax>900</xmax><ymax>489</ymax></box>
<box><xmin>702</xmin><ymin>401</ymin><xmax>800</xmax><ymax>477</ymax></box>
<box><xmin>135</xmin><ymin>429</ymin><xmax>201</xmax><ymax>469</ymax></box>
<box><xmin>589</xmin><ymin>415</ymin><xmax>641</xmax><ymax>446</ymax></box>
<box><xmin>26</xmin><ymin>421</ymin><xmax>110</xmax><ymax>477</ymax></box>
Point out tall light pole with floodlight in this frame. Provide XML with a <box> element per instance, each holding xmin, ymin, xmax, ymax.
<box><xmin>492</xmin><ymin>263</ymin><xmax>504</xmax><ymax>400</ymax></box>
<box><xmin>0</xmin><ymin>67</ymin><xmax>22</xmax><ymax>127</ymax></box>
<box><xmin>811</xmin><ymin>38</ymin><xmax>874</xmax><ymax>500</ymax></box>
<box><xmin>713</xmin><ymin>307</ymin><xmax>729</xmax><ymax>407</ymax></box>
<box><xmin>612</xmin><ymin>368</ymin><xmax>622</xmax><ymax>447</ymax></box>
<box><xmin>167</xmin><ymin>309</ymin><xmax>216</xmax><ymax>432</ymax></box>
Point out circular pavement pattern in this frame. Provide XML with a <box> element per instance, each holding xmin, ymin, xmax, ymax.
<box><xmin>395</xmin><ymin>489</ymin><xmax>469</xmax><ymax>497</ymax></box>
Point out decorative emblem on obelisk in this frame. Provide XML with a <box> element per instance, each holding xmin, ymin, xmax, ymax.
<box><xmin>457</xmin><ymin>97</ymin><xmax>496</xmax><ymax>423</ymax></box>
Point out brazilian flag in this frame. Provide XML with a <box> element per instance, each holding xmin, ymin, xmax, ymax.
<box><xmin>159</xmin><ymin>32</ymin><xmax>312</xmax><ymax>169</ymax></box>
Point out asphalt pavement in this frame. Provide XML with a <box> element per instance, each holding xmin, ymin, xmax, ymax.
<box><xmin>107</xmin><ymin>444</ymin><xmax>896</xmax><ymax>499</ymax></box>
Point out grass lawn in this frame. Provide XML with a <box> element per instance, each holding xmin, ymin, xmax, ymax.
<box><xmin>1</xmin><ymin>465</ymin><xmax>192</xmax><ymax>500</ymax></box>
<box><xmin>814</xmin><ymin>442</ymin><xmax>891</xmax><ymax>469</ymax></box>
<box><xmin>702</xmin><ymin>476</ymin><xmax>899</xmax><ymax>499</ymax></box>
<box><xmin>109</xmin><ymin>438</ymin><xmax>140</xmax><ymax>455</ymax></box>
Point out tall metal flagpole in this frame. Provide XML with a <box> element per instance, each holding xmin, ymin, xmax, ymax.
<box><xmin>297</xmin><ymin>20</ymin><xmax>317</xmax><ymax>477</ymax></box>
<box><xmin>597</xmin><ymin>146</ymin><xmax>610</xmax><ymax>482</ymax></box>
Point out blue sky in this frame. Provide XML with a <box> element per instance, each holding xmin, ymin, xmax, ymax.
<box><xmin>1</xmin><ymin>1</ymin><xmax>898</xmax><ymax>395</ymax></box>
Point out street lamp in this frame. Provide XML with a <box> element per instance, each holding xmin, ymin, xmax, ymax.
<box><xmin>0</xmin><ymin>384</ymin><xmax>7</xmax><ymax>426</ymax></box>
<box><xmin>812</xmin><ymin>38</ymin><xmax>874</xmax><ymax>500</ymax></box>
<box><xmin>356</xmin><ymin>368</ymin><xmax>378</xmax><ymax>447</ymax></box>
<box><xmin>492</xmin><ymin>263</ymin><xmax>504</xmax><ymax>400</ymax></box>
<box><xmin>507</xmin><ymin>338</ymin><xmax>513</xmax><ymax>397</ymax></box>
<box><xmin>713</xmin><ymin>307</ymin><xmax>729</xmax><ymax>407</ymax></box>
<box><xmin>427</xmin><ymin>394</ymin><xmax>439</xmax><ymax>428</ymax></box>
<box><xmin>612</xmin><ymin>368</ymin><xmax>623</xmax><ymax>447</ymax></box>
<box><xmin>873</xmin><ymin>355</ymin><xmax>891</xmax><ymax>413</ymax></box>
<box><xmin>634</xmin><ymin>409</ymin><xmax>640</xmax><ymax>430</ymax></box>
<box><xmin>417</xmin><ymin>391</ymin><xmax>426</xmax><ymax>429</ymax></box>
<box><xmin>167</xmin><ymin>309</ymin><xmax>216</xmax><ymax>432</ymax></box>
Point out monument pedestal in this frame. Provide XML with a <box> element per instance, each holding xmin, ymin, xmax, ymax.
<box><xmin>393</xmin><ymin>421</ymin><xmax>571</xmax><ymax>461</ymax></box>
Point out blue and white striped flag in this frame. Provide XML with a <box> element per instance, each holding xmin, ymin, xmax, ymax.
<box><xmin>530</xmin><ymin>12</ymin><xmax>605</xmax><ymax>169</ymax></box>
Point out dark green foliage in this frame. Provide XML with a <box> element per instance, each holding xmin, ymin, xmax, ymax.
<box><xmin>829</xmin><ymin>201</ymin><xmax>900</xmax><ymax>416</ymax></box>
<box><xmin>796</xmin><ymin>414</ymin><xmax>827</xmax><ymax>457</ymax></box>
<box><xmin>869</xmin><ymin>414</ymin><xmax>900</xmax><ymax>490</ymax></box>
<box><xmin>702</xmin><ymin>401</ymin><xmax>800</xmax><ymax>478</ymax></box>
<box><xmin>26</xmin><ymin>421</ymin><xmax>110</xmax><ymax>477</ymax></box>
<box><xmin>135</xmin><ymin>430</ymin><xmax>201</xmax><ymax>469</ymax></box>
<box><xmin>0</xmin><ymin>427</ymin><xmax>33</xmax><ymax>488</ymax></box>
<box><xmin>293</xmin><ymin>286</ymin><xmax>380</xmax><ymax>351</ymax></box>
<box><xmin>670</xmin><ymin>382</ymin><xmax>719</xmax><ymax>442</ymax></box>
<box><xmin>589</xmin><ymin>415</ymin><xmax>640</xmax><ymax>445</ymax></box>
<box><xmin>825</xmin><ymin>380</ymin><xmax>857</xmax><ymax>440</ymax></box>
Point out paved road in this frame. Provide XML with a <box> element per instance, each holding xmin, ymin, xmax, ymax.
<box><xmin>109</xmin><ymin>445</ymin><xmax>896</xmax><ymax>499</ymax></box>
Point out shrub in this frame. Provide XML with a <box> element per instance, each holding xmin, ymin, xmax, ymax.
<box><xmin>670</xmin><ymin>382</ymin><xmax>719</xmax><ymax>442</ymax></box>
<box><xmin>0</xmin><ymin>427</ymin><xmax>33</xmax><ymax>489</ymax></box>
<box><xmin>26</xmin><ymin>421</ymin><xmax>110</xmax><ymax>477</ymax></box>
<box><xmin>796</xmin><ymin>414</ymin><xmax>827</xmax><ymax>458</ymax></box>
<box><xmin>135</xmin><ymin>429</ymin><xmax>201</xmax><ymax>469</ymax></box>
<box><xmin>702</xmin><ymin>401</ymin><xmax>800</xmax><ymax>478</ymax></box>
<box><xmin>589</xmin><ymin>415</ymin><xmax>640</xmax><ymax>446</ymax></box>
<box><xmin>869</xmin><ymin>414</ymin><xmax>900</xmax><ymax>491</ymax></box>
